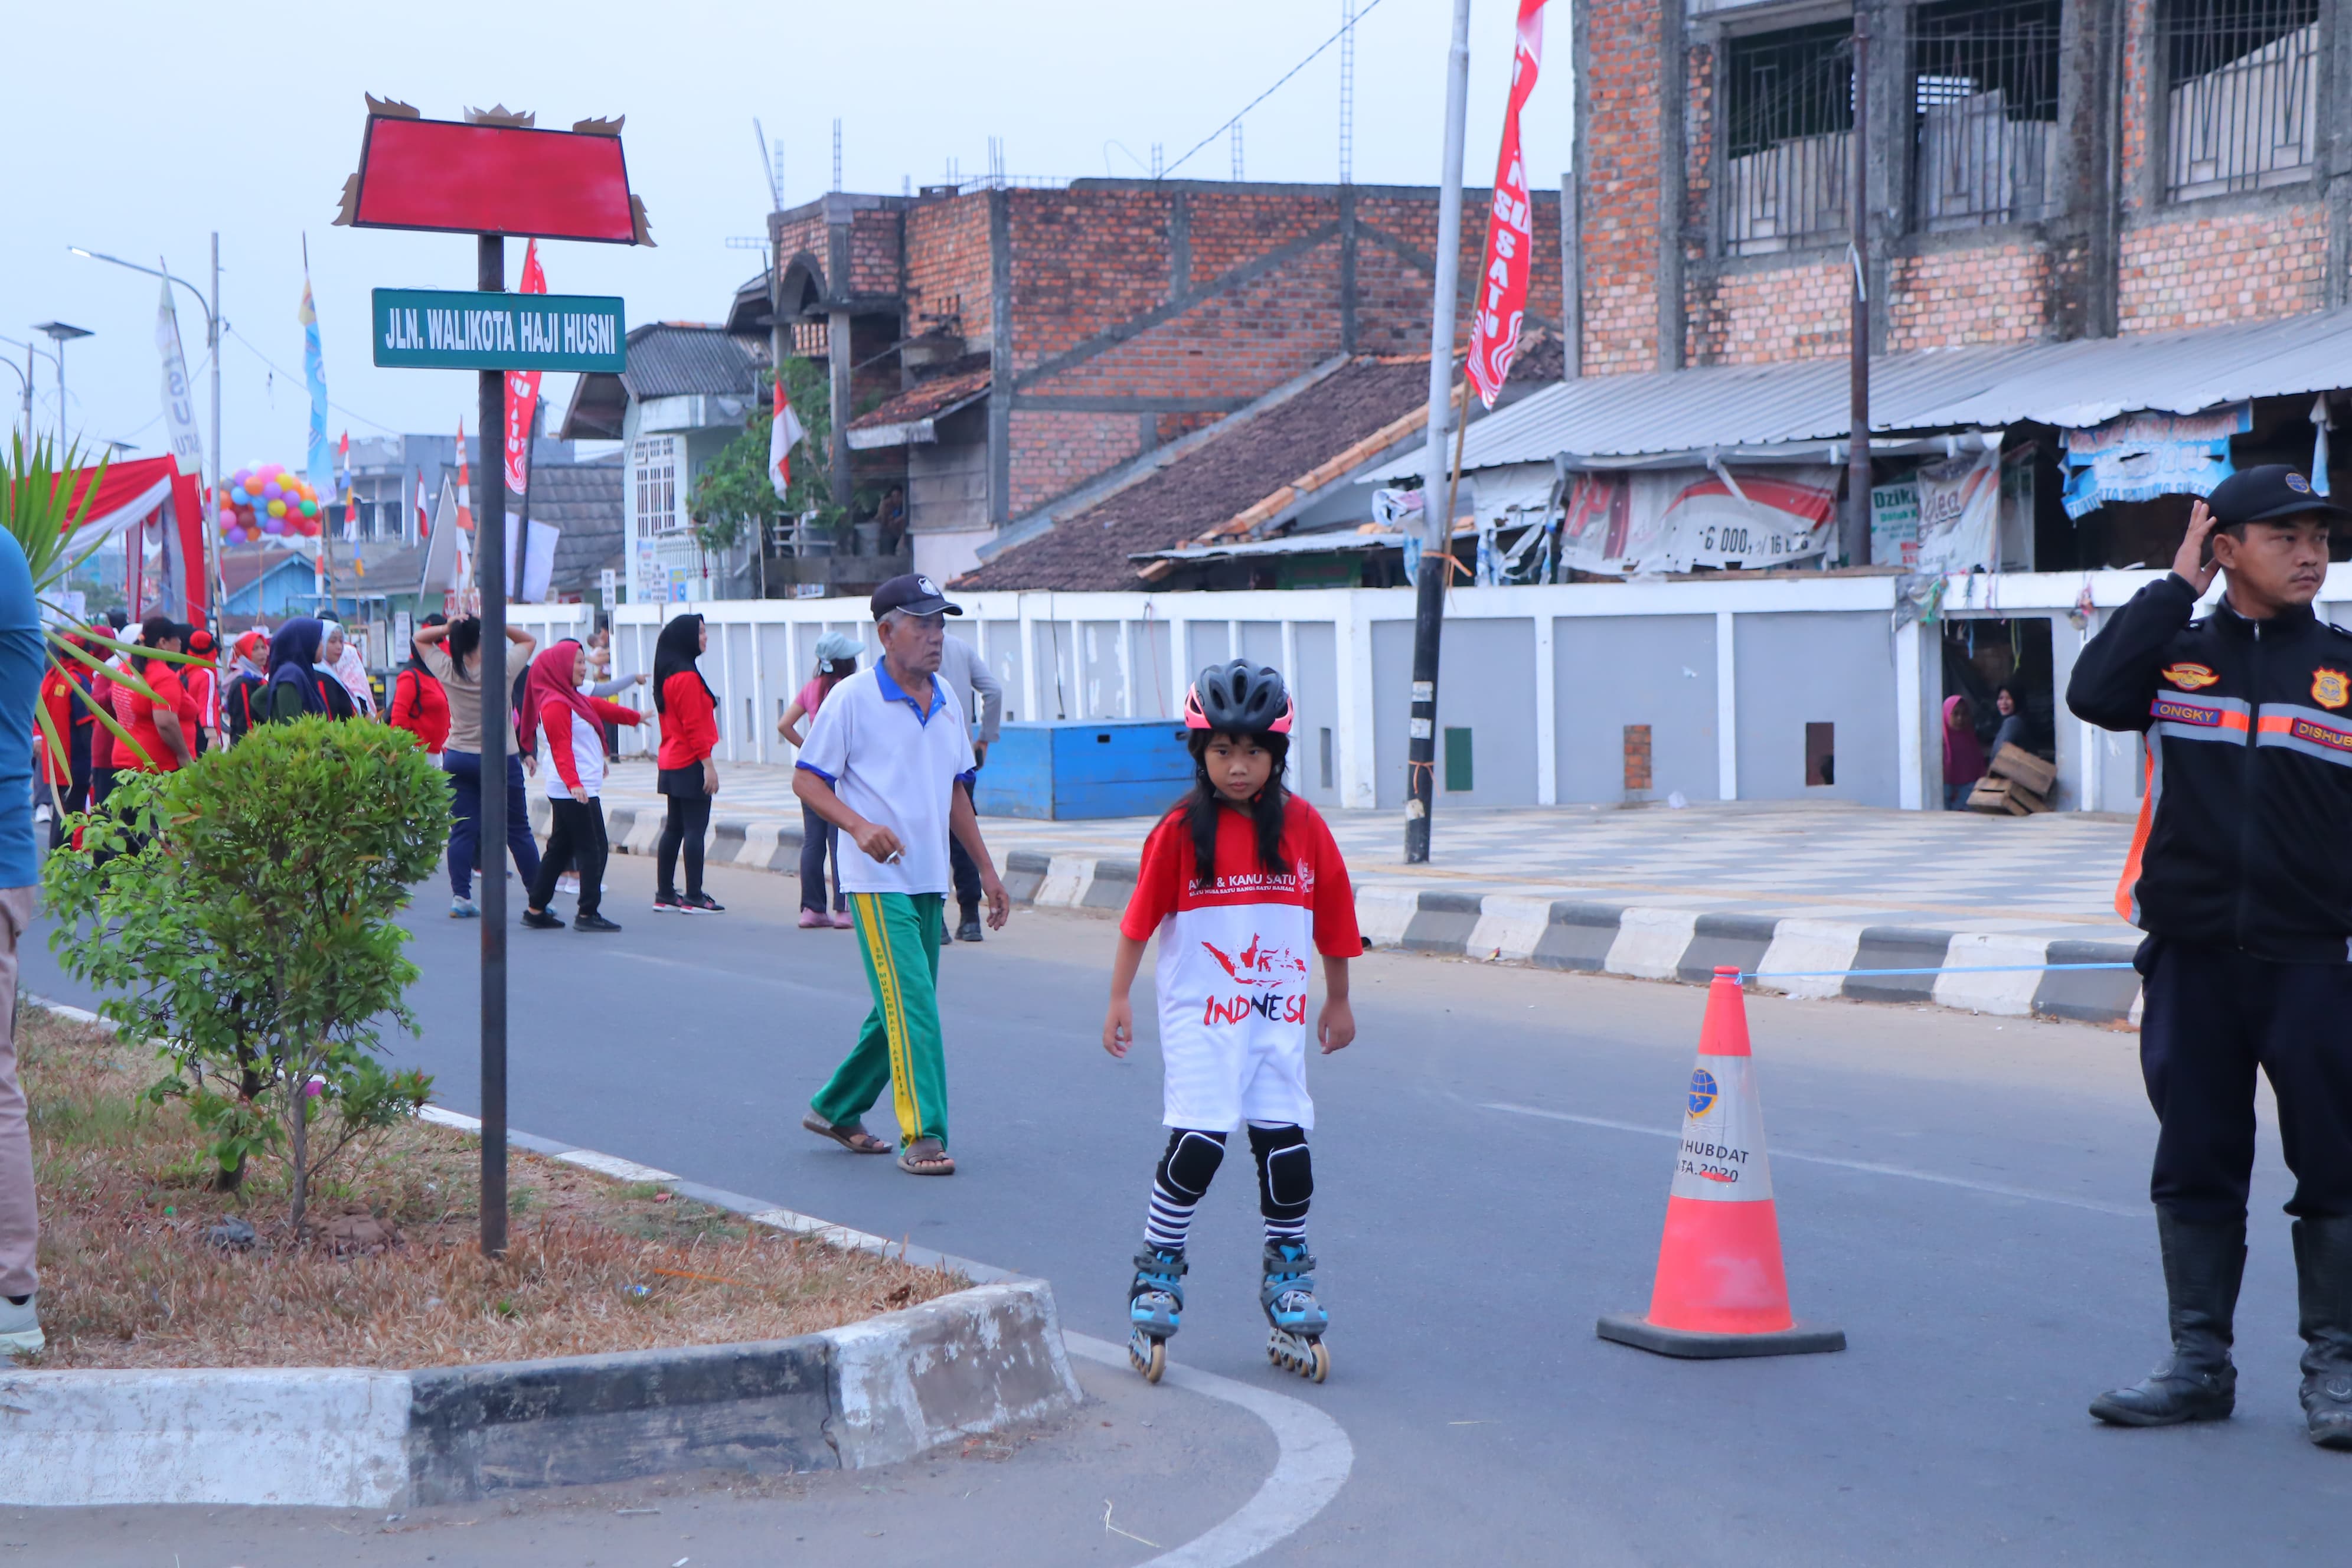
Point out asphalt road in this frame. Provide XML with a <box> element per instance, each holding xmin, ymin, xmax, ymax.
<box><xmin>27</xmin><ymin>853</ymin><xmax>2352</xmax><ymax>1565</ymax></box>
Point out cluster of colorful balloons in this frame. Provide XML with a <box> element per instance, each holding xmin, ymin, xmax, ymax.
<box><xmin>217</xmin><ymin>463</ymin><xmax>323</xmax><ymax>543</ymax></box>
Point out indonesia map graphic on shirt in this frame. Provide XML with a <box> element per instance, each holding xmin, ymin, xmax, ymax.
<box><xmin>1201</xmin><ymin>933</ymin><xmax>1311</xmax><ymax>990</ymax></box>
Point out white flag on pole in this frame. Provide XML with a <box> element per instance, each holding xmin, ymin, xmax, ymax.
<box><xmin>769</xmin><ymin>374</ymin><xmax>805</xmax><ymax>501</ymax></box>
<box><xmin>154</xmin><ymin>280</ymin><xmax>205</xmax><ymax>478</ymax></box>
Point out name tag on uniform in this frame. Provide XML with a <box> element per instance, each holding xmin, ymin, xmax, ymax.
<box><xmin>2151</xmin><ymin>695</ymin><xmax>2222</xmax><ymax>726</ymax></box>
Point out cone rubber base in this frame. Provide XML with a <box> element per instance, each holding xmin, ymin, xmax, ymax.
<box><xmin>1596</xmin><ymin>1312</ymin><xmax>1846</xmax><ymax>1359</ymax></box>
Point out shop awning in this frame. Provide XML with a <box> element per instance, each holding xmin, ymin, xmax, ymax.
<box><xmin>1452</xmin><ymin>308</ymin><xmax>2352</xmax><ymax>472</ymax></box>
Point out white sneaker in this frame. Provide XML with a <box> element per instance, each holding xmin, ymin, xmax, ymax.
<box><xmin>0</xmin><ymin>1292</ymin><xmax>41</xmax><ymax>1358</ymax></box>
<box><xmin>557</xmin><ymin>873</ymin><xmax>581</xmax><ymax>897</ymax></box>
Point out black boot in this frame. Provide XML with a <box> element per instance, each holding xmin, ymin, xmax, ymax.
<box><xmin>956</xmin><ymin>903</ymin><xmax>984</xmax><ymax>944</ymax></box>
<box><xmin>2090</xmin><ymin>1210</ymin><xmax>2245</xmax><ymax>1426</ymax></box>
<box><xmin>2294</xmin><ymin>1214</ymin><xmax>2352</xmax><ymax>1449</ymax></box>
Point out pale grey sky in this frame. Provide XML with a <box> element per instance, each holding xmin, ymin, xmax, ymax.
<box><xmin>1</xmin><ymin>0</ymin><xmax>1571</xmax><ymax>468</ymax></box>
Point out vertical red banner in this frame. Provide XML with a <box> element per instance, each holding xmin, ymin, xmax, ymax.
<box><xmin>504</xmin><ymin>240</ymin><xmax>548</xmax><ymax>496</ymax></box>
<box><xmin>1466</xmin><ymin>0</ymin><xmax>1547</xmax><ymax>409</ymax></box>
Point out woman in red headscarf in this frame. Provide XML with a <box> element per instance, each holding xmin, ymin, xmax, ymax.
<box><xmin>519</xmin><ymin>639</ymin><xmax>643</xmax><ymax>933</ymax></box>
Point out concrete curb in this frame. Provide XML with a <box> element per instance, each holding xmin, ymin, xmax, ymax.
<box><xmin>0</xmin><ymin>1278</ymin><xmax>1073</xmax><ymax>1509</ymax></box>
<box><xmin>544</xmin><ymin>802</ymin><xmax>2147</xmax><ymax>1026</ymax></box>
<box><xmin>0</xmin><ymin>1030</ymin><xmax>1083</xmax><ymax>1510</ymax></box>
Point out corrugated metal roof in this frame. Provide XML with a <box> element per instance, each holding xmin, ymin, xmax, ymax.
<box><xmin>1135</xmin><ymin>531</ymin><xmax>1398</xmax><ymax>563</ymax></box>
<box><xmin>1458</xmin><ymin>309</ymin><xmax>2352</xmax><ymax>470</ymax></box>
<box><xmin>619</xmin><ymin>324</ymin><xmax>759</xmax><ymax>402</ymax></box>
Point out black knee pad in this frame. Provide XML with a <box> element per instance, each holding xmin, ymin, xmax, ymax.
<box><xmin>1248</xmin><ymin>1122</ymin><xmax>1312</xmax><ymax>1217</ymax></box>
<box><xmin>1157</xmin><ymin>1128</ymin><xmax>1228</xmax><ymax>1201</ymax></box>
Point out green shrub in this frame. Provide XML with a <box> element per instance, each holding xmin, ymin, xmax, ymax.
<box><xmin>44</xmin><ymin>717</ymin><xmax>453</xmax><ymax>1233</ymax></box>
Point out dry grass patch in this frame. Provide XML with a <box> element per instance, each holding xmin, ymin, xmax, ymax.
<box><xmin>21</xmin><ymin>1005</ymin><xmax>961</xmax><ymax>1369</ymax></box>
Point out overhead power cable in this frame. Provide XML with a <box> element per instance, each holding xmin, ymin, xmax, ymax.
<box><xmin>1161</xmin><ymin>0</ymin><xmax>1390</xmax><ymax>179</ymax></box>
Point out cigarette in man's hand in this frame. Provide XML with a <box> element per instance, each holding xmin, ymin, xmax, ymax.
<box><xmin>886</xmin><ymin>851</ymin><xmax>903</xmax><ymax>863</ymax></box>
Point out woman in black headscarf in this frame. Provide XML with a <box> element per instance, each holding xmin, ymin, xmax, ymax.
<box><xmin>651</xmin><ymin>613</ymin><xmax>723</xmax><ymax>913</ymax></box>
<box><xmin>261</xmin><ymin>617</ymin><xmax>352</xmax><ymax>724</ymax></box>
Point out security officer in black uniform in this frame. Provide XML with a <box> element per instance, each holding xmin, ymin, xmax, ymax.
<box><xmin>2069</xmin><ymin>464</ymin><xmax>2352</xmax><ymax>1448</ymax></box>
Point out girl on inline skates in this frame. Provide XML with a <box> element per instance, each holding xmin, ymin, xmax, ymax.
<box><xmin>1102</xmin><ymin>659</ymin><xmax>1360</xmax><ymax>1383</ymax></box>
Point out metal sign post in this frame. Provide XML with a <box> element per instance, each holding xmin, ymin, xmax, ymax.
<box><xmin>475</xmin><ymin>233</ymin><xmax>511</xmax><ymax>1256</ymax></box>
<box><xmin>342</xmin><ymin>97</ymin><xmax>647</xmax><ymax>1257</ymax></box>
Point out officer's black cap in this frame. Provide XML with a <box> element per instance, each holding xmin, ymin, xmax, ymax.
<box><xmin>2207</xmin><ymin>463</ymin><xmax>2352</xmax><ymax>528</ymax></box>
<box><xmin>869</xmin><ymin>572</ymin><xmax>962</xmax><ymax>621</ymax></box>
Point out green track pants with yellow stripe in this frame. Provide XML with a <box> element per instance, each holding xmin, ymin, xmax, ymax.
<box><xmin>811</xmin><ymin>891</ymin><xmax>949</xmax><ymax>1150</ymax></box>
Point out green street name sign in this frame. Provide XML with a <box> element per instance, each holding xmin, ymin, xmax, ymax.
<box><xmin>371</xmin><ymin>288</ymin><xmax>626</xmax><ymax>372</ymax></box>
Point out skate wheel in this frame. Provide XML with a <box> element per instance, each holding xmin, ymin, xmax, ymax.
<box><xmin>1304</xmin><ymin>1341</ymin><xmax>1328</xmax><ymax>1383</ymax></box>
<box><xmin>1131</xmin><ymin>1336</ymin><xmax>1165</xmax><ymax>1384</ymax></box>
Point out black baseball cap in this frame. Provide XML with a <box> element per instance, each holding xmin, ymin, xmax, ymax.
<box><xmin>870</xmin><ymin>573</ymin><xmax>962</xmax><ymax>620</ymax></box>
<box><xmin>2207</xmin><ymin>463</ymin><xmax>2352</xmax><ymax>528</ymax></box>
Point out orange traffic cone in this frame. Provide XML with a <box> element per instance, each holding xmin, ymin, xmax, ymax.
<box><xmin>1597</xmin><ymin>966</ymin><xmax>1845</xmax><ymax>1358</ymax></box>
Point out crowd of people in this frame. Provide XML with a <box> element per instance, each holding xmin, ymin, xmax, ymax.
<box><xmin>8</xmin><ymin>569</ymin><xmax>1364</xmax><ymax>1392</ymax></box>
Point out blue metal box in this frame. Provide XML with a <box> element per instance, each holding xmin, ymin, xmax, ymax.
<box><xmin>974</xmin><ymin>718</ymin><xmax>1194</xmax><ymax>820</ymax></box>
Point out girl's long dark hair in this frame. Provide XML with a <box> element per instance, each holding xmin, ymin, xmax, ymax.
<box><xmin>446</xmin><ymin>615</ymin><xmax>482</xmax><ymax>679</ymax></box>
<box><xmin>1182</xmin><ymin>729</ymin><xmax>1291</xmax><ymax>890</ymax></box>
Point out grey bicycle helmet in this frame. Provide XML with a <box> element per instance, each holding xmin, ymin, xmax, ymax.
<box><xmin>1183</xmin><ymin>659</ymin><xmax>1295</xmax><ymax>734</ymax></box>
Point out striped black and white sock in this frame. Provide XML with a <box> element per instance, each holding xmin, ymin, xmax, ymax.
<box><xmin>1144</xmin><ymin>1179</ymin><xmax>1200</xmax><ymax>1252</ymax></box>
<box><xmin>1143</xmin><ymin>1128</ymin><xmax>1229</xmax><ymax>1253</ymax></box>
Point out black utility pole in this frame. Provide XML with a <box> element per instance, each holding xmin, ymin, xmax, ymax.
<box><xmin>1844</xmin><ymin>9</ymin><xmax>1873</xmax><ymax>566</ymax></box>
<box><xmin>476</xmin><ymin>233</ymin><xmax>511</xmax><ymax>1258</ymax></box>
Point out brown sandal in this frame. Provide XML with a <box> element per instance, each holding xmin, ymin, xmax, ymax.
<box><xmin>803</xmin><ymin>1112</ymin><xmax>891</xmax><ymax>1155</ymax></box>
<box><xmin>897</xmin><ymin>1136</ymin><xmax>956</xmax><ymax>1177</ymax></box>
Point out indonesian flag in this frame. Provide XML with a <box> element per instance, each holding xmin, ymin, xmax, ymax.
<box><xmin>455</xmin><ymin>419</ymin><xmax>473</xmax><ymax>531</ymax></box>
<box><xmin>770</xmin><ymin>373</ymin><xmax>805</xmax><ymax>501</ymax></box>
<box><xmin>504</xmin><ymin>240</ymin><xmax>548</xmax><ymax>495</ymax></box>
<box><xmin>416</xmin><ymin>469</ymin><xmax>430</xmax><ymax>539</ymax></box>
<box><xmin>1466</xmin><ymin>0</ymin><xmax>1547</xmax><ymax>409</ymax></box>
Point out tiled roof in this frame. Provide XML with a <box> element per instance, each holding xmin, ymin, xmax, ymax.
<box><xmin>955</xmin><ymin>356</ymin><xmax>1438</xmax><ymax>593</ymax></box>
<box><xmin>534</xmin><ymin>456</ymin><xmax>626</xmax><ymax>594</ymax></box>
<box><xmin>847</xmin><ymin>354</ymin><xmax>992</xmax><ymax>435</ymax></box>
<box><xmin>218</xmin><ymin>547</ymin><xmax>313</xmax><ymax>592</ymax></box>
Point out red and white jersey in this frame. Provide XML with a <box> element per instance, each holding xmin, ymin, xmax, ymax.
<box><xmin>1119</xmin><ymin>795</ymin><xmax>1360</xmax><ymax>1130</ymax></box>
<box><xmin>537</xmin><ymin>691</ymin><xmax>640</xmax><ymax>799</ymax></box>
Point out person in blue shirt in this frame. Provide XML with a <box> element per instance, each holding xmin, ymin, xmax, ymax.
<box><xmin>0</xmin><ymin>530</ymin><xmax>47</xmax><ymax>1357</ymax></box>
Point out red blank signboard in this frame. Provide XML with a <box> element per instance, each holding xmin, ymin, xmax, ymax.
<box><xmin>349</xmin><ymin>117</ymin><xmax>638</xmax><ymax>244</ymax></box>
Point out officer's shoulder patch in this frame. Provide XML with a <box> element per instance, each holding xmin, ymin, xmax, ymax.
<box><xmin>2316</xmin><ymin>668</ymin><xmax>2352</xmax><ymax>710</ymax></box>
<box><xmin>2161</xmin><ymin>661</ymin><xmax>2221</xmax><ymax>690</ymax></box>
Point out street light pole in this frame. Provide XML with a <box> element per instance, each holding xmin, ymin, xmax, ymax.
<box><xmin>32</xmin><ymin>323</ymin><xmax>93</xmax><ymax>446</ymax></box>
<box><xmin>0</xmin><ymin>357</ymin><xmax>25</xmax><ymax>453</ymax></box>
<box><xmin>0</xmin><ymin>337</ymin><xmax>62</xmax><ymax>457</ymax></box>
<box><xmin>1404</xmin><ymin>0</ymin><xmax>1473</xmax><ymax>865</ymax></box>
<box><xmin>70</xmin><ymin>243</ymin><xmax>231</xmax><ymax>617</ymax></box>
<box><xmin>210</xmin><ymin>234</ymin><xmax>226</xmax><ymax>616</ymax></box>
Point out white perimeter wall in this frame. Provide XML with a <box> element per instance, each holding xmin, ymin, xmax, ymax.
<box><xmin>504</xmin><ymin>566</ymin><xmax>2307</xmax><ymax>815</ymax></box>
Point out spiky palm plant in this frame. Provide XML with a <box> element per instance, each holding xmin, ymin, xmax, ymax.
<box><xmin>0</xmin><ymin>434</ymin><xmax>197</xmax><ymax>788</ymax></box>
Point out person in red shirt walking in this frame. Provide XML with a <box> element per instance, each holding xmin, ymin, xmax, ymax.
<box><xmin>651</xmin><ymin>613</ymin><xmax>723</xmax><ymax>914</ymax></box>
<box><xmin>117</xmin><ymin>618</ymin><xmax>194</xmax><ymax>775</ymax></box>
<box><xmin>389</xmin><ymin>613</ymin><xmax>452</xmax><ymax>758</ymax></box>
<box><xmin>519</xmin><ymin>640</ymin><xmax>644</xmax><ymax>934</ymax></box>
<box><xmin>1102</xmin><ymin>661</ymin><xmax>1359</xmax><ymax>1386</ymax></box>
<box><xmin>86</xmin><ymin>644</ymin><xmax>120</xmax><ymax>808</ymax></box>
<box><xmin>34</xmin><ymin>662</ymin><xmax>71</xmax><ymax>850</ymax></box>
<box><xmin>181</xmin><ymin>629</ymin><xmax>220</xmax><ymax>753</ymax></box>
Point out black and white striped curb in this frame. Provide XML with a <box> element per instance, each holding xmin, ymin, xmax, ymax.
<box><xmin>2</xmin><ymin>1004</ymin><xmax>1082</xmax><ymax>1510</ymax></box>
<box><xmin>556</xmin><ymin>805</ymin><xmax>2145</xmax><ymax>1028</ymax></box>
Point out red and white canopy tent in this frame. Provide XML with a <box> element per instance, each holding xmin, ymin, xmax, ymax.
<box><xmin>59</xmin><ymin>456</ymin><xmax>210</xmax><ymax>620</ymax></box>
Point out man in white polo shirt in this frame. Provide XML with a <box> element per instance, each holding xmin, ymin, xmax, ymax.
<box><xmin>796</xmin><ymin>574</ymin><xmax>1011</xmax><ymax>1177</ymax></box>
